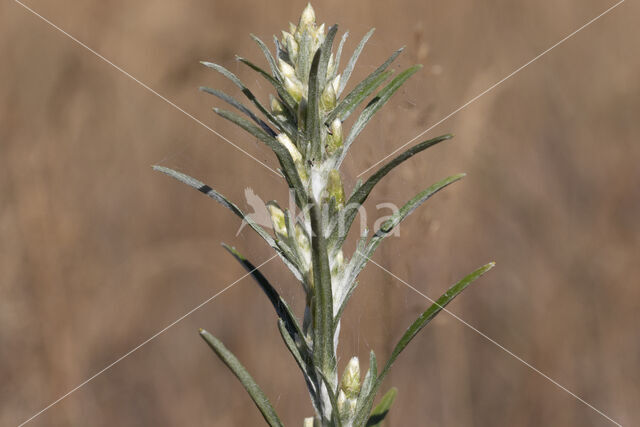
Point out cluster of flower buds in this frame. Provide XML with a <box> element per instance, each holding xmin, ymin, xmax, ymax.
<box><xmin>337</xmin><ymin>357</ymin><xmax>361</xmax><ymax>422</ymax></box>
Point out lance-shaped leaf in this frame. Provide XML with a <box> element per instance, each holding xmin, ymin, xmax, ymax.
<box><xmin>365</xmin><ymin>388</ymin><xmax>397</xmax><ymax>427</ymax></box>
<box><xmin>319</xmin><ymin>25</ymin><xmax>338</xmax><ymax>85</ymax></box>
<box><xmin>200</xmin><ymin>61</ymin><xmax>288</xmax><ymax>135</ymax></box>
<box><xmin>307</xmin><ymin>49</ymin><xmax>323</xmax><ymax>160</ymax></box>
<box><xmin>330</xmin><ymin>134</ymin><xmax>453</xmax><ymax>249</ymax></box>
<box><xmin>277</xmin><ymin>319</ymin><xmax>323</xmax><ymax>414</ymax></box>
<box><xmin>329</xmin><ymin>31</ymin><xmax>349</xmax><ymax>81</ymax></box>
<box><xmin>353</xmin><ymin>262</ymin><xmax>495</xmax><ymax>425</ymax></box>
<box><xmin>338</xmin><ymin>28</ymin><xmax>375</xmax><ymax>95</ymax></box>
<box><xmin>152</xmin><ymin>166</ymin><xmax>303</xmax><ymax>281</ymax></box>
<box><xmin>339</xmin><ymin>65</ymin><xmax>422</xmax><ymax>166</ymax></box>
<box><xmin>297</xmin><ymin>30</ymin><xmax>314</xmax><ymax>82</ymax></box>
<box><xmin>309</xmin><ymin>202</ymin><xmax>335</xmax><ymax>376</ymax></box>
<box><xmin>212</xmin><ymin>108</ymin><xmax>307</xmax><ymax>207</ymax></box>
<box><xmin>222</xmin><ymin>244</ymin><xmax>305</xmax><ymax>344</ymax></box>
<box><xmin>199</xmin><ymin>329</ymin><xmax>284</xmax><ymax>427</ymax></box>
<box><xmin>199</xmin><ymin>86</ymin><xmax>275</xmax><ymax>136</ymax></box>
<box><xmin>250</xmin><ymin>34</ymin><xmax>283</xmax><ymax>82</ymax></box>
<box><xmin>335</xmin><ymin>175</ymin><xmax>465</xmax><ymax>322</ymax></box>
<box><xmin>236</xmin><ymin>56</ymin><xmax>299</xmax><ymax>120</ymax></box>
<box><xmin>326</xmin><ymin>48</ymin><xmax>403</xmax><ymax>125</ymax></box>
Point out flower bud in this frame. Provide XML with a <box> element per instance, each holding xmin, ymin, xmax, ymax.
<box><xmin>326</xmin><ymin>169</ymin><xmax>345</xmax><ymax>208</ymax></box>
<box><xmin>340</xmin><ymin>357</ymin><xmax>361</xmax><ymax>398</ymax></box>
<box><xmin>277</xmin><ymin>133</ymin><xmax>301</xmax><ymax>163</ymax></box>
<box><xmin>267</xmin><ymin>203</ymin><xmax>287</xmax><ymax>238</ymax></box>
<box><xmin>284</xmin><ymin>76</ymin><xmax>304</xmax><ymax>103</ymax></box>
<box><xmin>337</xmin><ymin>388</ymin><xmax>357</xmax><ymax>422</ymax></box>
<box><xmin>295</xmin><ymin>224</ymin><xmax>312</xmax><ymax>269</ymax></box>
<box><xmin>325</xmin><ymin>118</ymin><xmax>343</xmax><ymax>156</ymax></box>
<box><xmin>278</xmin><ymin>58</ymin><xmax>296</xmax><ymax>80</ymax></box>
<box><xmin>303</xmin><ymin>417</ymin><xmax>314</xmax><ymax>427</ymax></box>
<box><xmin>331</xmin><ymin>74</ymin><xmax>340</xmax><ymax>95</ymax></box>
<box><xmin>337</xmin><ymin>389</ymin><xmax>347</xmax><ymax>414</ymax></box>
<box><xmin>277</xmin><ymin>133</ymin><xmax>308</xmax><ymax>181</ymax></box>
<box><xmin>300</xmin><ymin>3</ymin><xmax>316</xmax><ymax>29</ymax></box>
<box><xmin>320</xmin><ymin>82</ymin><xmax>336</xmax><ymax>112</ymax></box>
<box><xmin>271</xmin><ymin>96</ymin><xmax>285</xmax><ymax>115</ymax></box>
<box><xmin>282</xmin><ymin>31</ymin><xmax>299</xmax><ymax>63</ymax></box>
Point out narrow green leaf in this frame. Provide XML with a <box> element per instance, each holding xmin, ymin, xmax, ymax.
<box><xmin>250</xmin><ymin>34</ymin><xmax>283</xmax><ymax>82</ymax></box>
<box><xmin>374</xmin><ymin>174</ymin><xmax>465</xmax><ymax>237</ymax></box>
<box><xmin>297</xmin><ymin>30</ymin><xmax>313</xmax><ymax>82</ymax></box>
<box><xmin>200</xmin><ymin>61</ymin><xmax>288</xmax><ymax>135</ymax></box>
<box><xmin>330</xmin><ymin>30</ymin><xmax>349</xmax><ymax>81</ymax></box>
<box><xmin>309</xmin><ymin>202</ymin><xmax>335</xmax><ymax>376</ymax></box>
<box><xmin>276</xmin><ymin>319</ymin><xmax>323</xmax><ymax>414</ymax></box>
<box><xmin>337</xmin><ymin>174</ymin><xmax>465</xmax><ymax>322</ymax></box>
<box><xmin>365</xmin><ymin>388</ymin><xmax>398</xmax><ymax>427</ymax></box>
<box><xmin>212</xmin><ymin>108</ymin><xmax>307</xmax><ymax>206</ymax></box>
<box><xmin>329</xmin><ymin>70</ymin><xmax>391</xmax><ymax>125</ymax></box>
<box><xmin>340</xmin><ymin>65</ymin><xmax>422</xmax><ymax>166</ymax></box>
<box><xmin>333</xmin><ymin>229</ymin><xmax>368</xmax><ymax>324</ymax></box>
<box><xmin>379</xmin><ymin>262</ymin><xmax>495</xmax><ymax>382</ymax></box>
<box><xmin>199</xmin><ymin>329</ymin><xmax>284</xmax><ymax>427</ymax></box>
<box><xmin>199</xmin><ymin>86</ymin><xmax>275</xmax><ymax>136</ymax></box>
<box><xmin>354</xmin><ymin>263</ymin><xmax>495</xmax><ymax>425</ymax></box>
<box><xmin>307</xmin><ymin>49</ymin><xmax>323</xmax><ymax>160</ymax></box>
<box><xmin>152</xmin><ymin>166</ymin><xmax>303</xmax><ymax>281</ymax></box>
<box><xmin>222</xmin><ymin>244</ymin><xmax>305</xmax><ymax>344</ymax></box>
<box><xmin>330</xmin><ymin>134</ymin><xmax>453</xmax><ymax>249</ymax></box>
<box><xmin>319</xmin><ymin>25</ymin><xmax>339</xmax><ymax>86</ymax></box>
<box><xmin>339</xmin><ymin>28</ymin><xmax>375</xmax><ymax>95</ymax></box>
<box><xmin>326</xmin><ymin>47</ymin><xmax>403</xmax><ymax>125</ymax></box>
<box><xmin>236</xmin><ymin>56</ymin><xmax>299</xmax><ymax>118</ymax></box>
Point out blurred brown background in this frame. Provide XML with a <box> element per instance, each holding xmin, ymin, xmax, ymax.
<box><xmin>1</xmin><ymin>0</ymin><xmax>638</xmax><ymax>425</ymax></box>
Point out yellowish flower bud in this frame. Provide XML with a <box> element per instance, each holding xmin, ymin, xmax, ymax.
<box><xmin>295</xmin><ymin>224</ymin><xmax>312</xmax><ymax>270</ymax></box>
<box><xmin>277</xmin><ymin>133</ymin><xmax>308</xmax><ymax>182</ymax></box>
<box><xmin>271</xmin><ymin>96</ymin><xmax>285</xmax><ymax>115</ymax></box>
<box><xmin>340</xmin><ymin>356</ymin><xmax>361</xmax><ymax>398</ymax></box>
<box><xmin>284</xmin><ymin>76</ymin><xmax>304</xmax><ymax>103</ymax></box>
<box><xmin>325</xmin><ymin>118</ymin><xmax>343</xmax><ymax>156</ymax></box>
<box><xmin>337</xmin><ymin>389</ymin><xmax>347</xmax><ymax>414</ymax></box>
<box><xmin>277</xmin><ymin>134</ymin><xmax>301</xmax><ymax>163</ymax></box>
<box><xmin>320</xmin><ymin>82</ymin><xmax>336</xmax><ymax>112</ymax></box>
<box><xmin>278</xmin><ymin>58</ymin><xmax>296</xmax><ymax>80</ymax></box>
<box><xmin>267</xmin><ymin>203</ymin><xmax>288</xmax><ymax>238</ymax></box>
<box><xmin>300</xmin><ymin>3</ymin><xmax>316</xmax><ymax>28</ymax></box>
<box><xmin>282</xmin><ymin>31</ymin><xmax>299</xmax><ymax>63</ymax></box>
<box><xmin>331</xmin><ymin>74</ymin><xmax>341</xmax><ymax>95</ymax></box>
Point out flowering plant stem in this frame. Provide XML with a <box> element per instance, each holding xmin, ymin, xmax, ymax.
<box><xmin>154</xmin><ymin>4</ymin><xmax>493</xmax><ymax>426</ymax></box>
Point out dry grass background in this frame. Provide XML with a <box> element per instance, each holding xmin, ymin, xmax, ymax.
<box><xmin>1</xmin><ymin>0</ymin><xmax>639</xmax><ymax>425</ymax></box>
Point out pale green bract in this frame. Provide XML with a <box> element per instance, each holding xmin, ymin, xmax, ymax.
<box><xmin>154</xmin><ymin>4</ymin><xmax>494</xmax><ymax>426</ymax></box>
